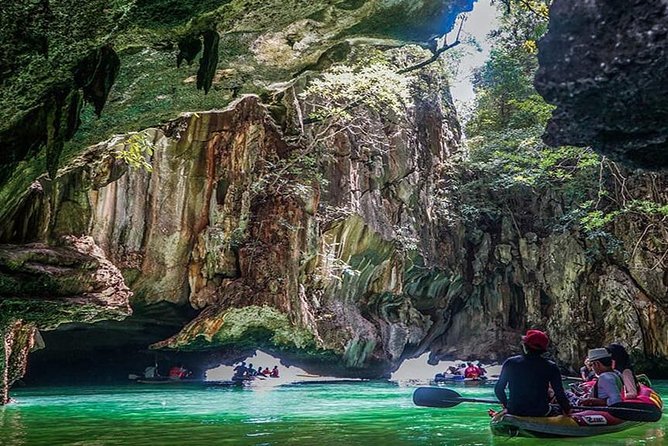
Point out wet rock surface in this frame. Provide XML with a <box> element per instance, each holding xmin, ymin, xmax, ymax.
<box><xmin>10</xmin><ymin>69</ymin><xmax>668</xmax><ymax>381</ymax></box>
<box><xmin>0</xmin><ymin>236</ymin><xmax>132</xmax><ymax>403</ymax></box>
<box><xmin>535</xmin><ymin>0</ymin><xmax>668</xmax><ymax>169</ymax></box>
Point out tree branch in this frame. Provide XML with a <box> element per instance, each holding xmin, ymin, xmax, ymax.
<box><xmin>396</xmin><ymin>16</ymin><xmax>467</xmax><ymax>75</ymax></box>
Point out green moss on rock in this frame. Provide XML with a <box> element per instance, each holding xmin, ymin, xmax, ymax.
<box><xmin>155</xmin><ymin>305</ymin><xmax>321</xmax><ymax>353</ymax></box>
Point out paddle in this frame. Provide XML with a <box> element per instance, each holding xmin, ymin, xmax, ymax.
<box><xmin>412</xmin><ymin>387</ymin><xmax>663</xmax><ymax>422</ymax></box>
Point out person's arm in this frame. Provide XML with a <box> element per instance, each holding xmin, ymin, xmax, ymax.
<box><xmin>582</xmin><ymin>373</ymin><xmax>622</xmax><ymax>406</ymax></box>
<box><xmin>494</xmin><ymin>363</ymin><xmax>510</xmax><ymax>408</ymax></box>
<box><xmin>621</xmin><ymin>369</ymin><xmax>637</xmax><ymax>399</ymax></box>
<box><xmin>579</xmin><ymin>397</ymin><xmax>607</xmax><ymax>406</ymax></box>
<box><xmin>549</xmin><ymin>365</ymin><xmax>572</xmax><ymax>414</ymax></box>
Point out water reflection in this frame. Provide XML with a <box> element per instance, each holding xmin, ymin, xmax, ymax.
<box><xmin>0</xmin><ymin>405</ymin><xmax>26</xmax><ymax>445</ymax></box>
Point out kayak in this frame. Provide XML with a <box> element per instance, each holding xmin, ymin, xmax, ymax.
<box><xmin>491</xmin><ymin>384</ymin><xmax>663</xmax><ymax>438</ymax></box>
<box><xmin>135</xmin><ymin>378</ymin><xmax>205</xmax><ymax>384</ymax></box>
<box><xmin>490</xmin><ymin>411</ymin><xmax>643</xmax><ymax>438</ymax></box>
<box><xmin>432</xmin><ymin>376</ymin><xmax>493</xmax><ymax>385</ymax></box>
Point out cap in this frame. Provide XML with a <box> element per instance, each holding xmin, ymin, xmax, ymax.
<box><xmin>587</xmin><ymin>348</ymin><xmax>611</xmax><ymax>362</ymax></box>
<box><xmin>522</xmin><ymin>329</ymin><xmax>549</xmax><ymax>351</ymax></box>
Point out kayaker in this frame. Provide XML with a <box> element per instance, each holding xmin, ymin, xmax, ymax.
<box><xmin>262</xmin><ymin>367</ymin><xmax>271</xmax><ymax>376</ymax></box>
<box><xmin>144</xmin><ymin>364</ymin><xmax>160</xmax><ymax>379</ymax></box>
<box><xmin>270</xmin><ymin>366</ymin><xmax>279</xmax><ymax>378</ymax></box>
<box><xmin>233</xmin><ymin>361</ymin><xmax>247</xmax><ymax>378</ymax></box>
<box><xmin>606</xmin><ymin>343</ymin><xmax>639</xmax><ymax>399</ymax></box>
<box><xmin>494</xmin><ymin>329</ymin><xmax>571</xmax><ymax>417</ymax></box>
<box><xmin>168</xmin><ymin>364</ymin><xmax>189</xmax><ymax>380</ymax></box>
<box><xmin>580</xmin><ymin>359</ymin><xmax>596</xmax><ymax>381</ymax></box>
<box><xmin>476</xmin><ymin>362</ymin><xmax>488</xmax><ymax>378</ymax></box>
<box><xmin>579</xmin><ymin>348</ymin><xmax>623</xmax><ymax>406</ymax></box>
<box><xmin>247</xmin><ymin>363</ymin><xmax>257</xmax><ymax>376</ymax></box>
<box><xmin>464</xmin><ymin>362</ymin><xmax>481</xmax><ymax>379</ymax></box>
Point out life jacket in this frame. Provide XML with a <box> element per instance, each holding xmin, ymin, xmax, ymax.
<box><xmin>464</xmin><ymin>366</ymin><xmax>480</xmax><ymax>379</ymax></box>
<box><xmin>169</xmin><ymin>367</ymin><xmax>186</xmax><ymax>379</ymax></box>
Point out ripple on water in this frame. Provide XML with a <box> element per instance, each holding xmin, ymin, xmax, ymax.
<box><xmin>1</xmin><ymin>382</ymin><xmax>666</xmax><ymax>446</ymax></box>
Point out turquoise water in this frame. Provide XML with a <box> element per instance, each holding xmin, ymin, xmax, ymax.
<box><xmin>2</xmin><ymin>381</ymin><xmax>666</xmax><ymax>445</ymax></box>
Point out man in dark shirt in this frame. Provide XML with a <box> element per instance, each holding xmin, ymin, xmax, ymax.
<box><xmin>494</xmin><ymin>329</ymin><xmax>571</xmax><ymax>417</ymax></box>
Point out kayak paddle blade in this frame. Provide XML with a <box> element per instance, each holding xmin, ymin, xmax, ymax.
<box><xmin>412</xmin><ymin>387</ymin><xmax>461</xmax><ymax>408</ymax></box>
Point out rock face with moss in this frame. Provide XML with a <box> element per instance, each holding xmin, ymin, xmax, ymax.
<box><xmin>5</xmin><ymin>54</ymin><xmax>667</xmax><ymax>380</ymax></box>
<box><xmin>3</xmin><ymin>0</ymin><xmax>668</xmax><ymax>388</ymax></box>
<box><xmin>0</xmin><ymin>0</ymin><xmax>475</xmax><ymax>203</ymax></box>
<box><xmin>0</xmin><ymin>236</ymin><xmax>131</xmax><ymax>403</ymax></box>
<box><xmin>535</xmin><ymin>0</ymin><xmax>668</xmax><ymax>169</ymax></box>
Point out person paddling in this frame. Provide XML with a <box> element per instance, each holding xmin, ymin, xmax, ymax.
<box><xmin>270</xmin><ymin>366</ymin><xmax>279</xmax><ymax>378</ymax></box>
<box><xmin>494</xmin><ymin>329</ymin><xmax>571</xmax><ymax>417</ymax></box>
<box><xmin>464</xmin><ymin>362</ymin><xmax>481</xmax><ymax>379</ymax></box>
<box><xmin>579</xmin><ymin>348</ymin><xmax>623</xmax><ymax>407</ymax></box>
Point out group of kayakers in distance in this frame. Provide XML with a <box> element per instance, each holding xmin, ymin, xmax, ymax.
<box><xmin>493</xmin><ymin>329</ymin><xmax>662</xmax><ymax>417</ymax></box>
<box><xmin>434</xmin><ymin>361</ymin><xmax>488</xmax><ymax>382</ymax></box>
<box><xmin>143</xmin><ymin>363</ymin><xmax>192</xmax><ymax>380</ymax></box>
<box><xmin>233</xmin><ymin>362</ymin><xmax>279</xmax><ymax>380</ymax></box>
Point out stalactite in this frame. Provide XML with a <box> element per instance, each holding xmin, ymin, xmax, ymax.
<box><xmin>177</xmin><ymin>35</ymin><xmax>202</xmax><ymax>68</ymax></box>
<box><xmin>196</xmin><ymin>30</ymin><xmax>220</xmax><ymax>94</ymax></box>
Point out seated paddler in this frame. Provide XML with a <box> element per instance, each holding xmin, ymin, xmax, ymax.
<box><xmin>578</xmin><ymin>348</ymin><xmax>623</xmax><ymax>407</ymax></box>
<box><xmin>494</xmin><ymin>329</ymin><xmax>571</xmax><ymax>417</ymax></box>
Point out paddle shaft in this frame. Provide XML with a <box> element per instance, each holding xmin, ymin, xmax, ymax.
<box><xmin>414</xmin><ymin>387</ymin><xmax>660</xmax><ymax>416</ymax></box>
<box><xmin>453</xmin><ymin>399</ymin><xmax>657</xmax><ymax>414</ymax></box>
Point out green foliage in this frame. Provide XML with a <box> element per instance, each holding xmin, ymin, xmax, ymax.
<box><xmin>114</xmin><ymin>133</ymin><xmax>154</xmax><ymax>172</ymax></box>
<box><xmin>459</xmin><ymin>0</ymin><xmax>606</xmax><ymax>229</ymax></box>
<box><xmin>303</xmin><ymin>63</ymin><xmax>411</xmax><ymax>123</ymax></box>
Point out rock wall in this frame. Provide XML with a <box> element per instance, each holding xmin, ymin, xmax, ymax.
<box><xmin>0</xmin><ymin>236</ymin><xmax>132</xmax><ymax>403</ymax></box>
<box><xmin>535</xmin><ymin>0</ymin><xmax>668</xmax><ymax>169</ymax></box>
<box><xmin>4</xmin><ymin>56</ymin><xmax>667</xmax><ymax>380</ymax></box>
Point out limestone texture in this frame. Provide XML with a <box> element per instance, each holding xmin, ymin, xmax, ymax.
<box><xmin>4</xmin><ymin>57</ymin><xmax>667</xmax><ymax>381</ymax></box>
<box><xmin>0</xmin><ymin>236</ymin><xmax>131</xmax><ymax>403</ymax></box>
<box><xmin>535</xmin><ymin>0</ymin><xmax>668</xmax><ymax>169</ymax></box>
<box><xmin>2</xmin><ymin>0</ymin><xmax>668</xmax><ymax>393</ymax></box>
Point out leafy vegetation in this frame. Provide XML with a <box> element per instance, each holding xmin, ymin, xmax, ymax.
<box><xmin>461</xmin><ymin>0</ymin><xmax>667</xmax><ymax>268</ymax></box>
<box><xmin>114</xmin><ymin>133</ymin><xmax>154</xmax><ymax>172</ymax></box>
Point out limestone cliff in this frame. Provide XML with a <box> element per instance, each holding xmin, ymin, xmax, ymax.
<box><xmin>5</xmin><ymin>57</ymin><xmax>667</xmax><ymax>382</ymax></box>
<box><xmin>0</xmin><ymin>236</ymin><xmax>132</xmax><ymax>403</ymax></box>
<box><xmin>535</xmin><ymin>0</ymin><xmax>668</xmax><ymax>169</ymax></box>
<box><xmin>2</xmin><ymin>0</ymin><xmax>668</xmax><ymax>393</ymax></box>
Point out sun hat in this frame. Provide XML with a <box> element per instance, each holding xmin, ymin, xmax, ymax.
<box><xmin>521</xmin><ymin>329</ymin><xmax>549</xmax><ymax>351</ymax></box>
<box><xmin>587</xmin><ymin>348</ymin><xmax>611</xmax><ymax>362</ymax></box>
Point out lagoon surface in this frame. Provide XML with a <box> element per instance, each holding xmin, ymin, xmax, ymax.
<box><xmin>2</xmin><ymin>381</ymin><xmax>666</xmax><ymax>446</ymax></box>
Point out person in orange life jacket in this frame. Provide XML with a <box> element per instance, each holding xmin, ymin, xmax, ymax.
<box><xmin>270</xmin><ymin>366</ymin><xmax>279</xmax><ymax>378</ymax></box>
<box><xmin>464</xmin><ymin>362</ymin><xmax>480</xmax><ymax>378</ymax></box>
<box><xmin>494</xmin><ymin>329</ymin><xmax>571</xmax><ymax>417</ymax></box>
<box><xmin>606</xmin><ymin>343</ymin><xmax>639</xmax><ymax>399</ymax></box>
<box><xmin>262</xmin><ymin>367</ymin><xmax>270</xmax><ymax>376</ymax></box>
<box><xmin>168</xmin><ymin>364</ymin><xmax>188</xmax><ymax>380</ymax></box>
<box><xmin>579</xmin><ymin>348</ymin><xmax>623</xmax><ymax>407</ymax></box>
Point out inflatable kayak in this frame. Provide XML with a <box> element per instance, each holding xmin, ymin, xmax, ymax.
<box><xmin>490</xmin><ymin>411</ymin><xmax>644</xmax><ymax>438</ymax></box>
<box><xmin>491</xmin><ymin>384</ymin><xmax>663</xmax><ymax>438</ymax></box>
<box><xmin>432</xmin><ymin>376</ymin><xmax>492</xmax><ymax>385</ymax></box>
